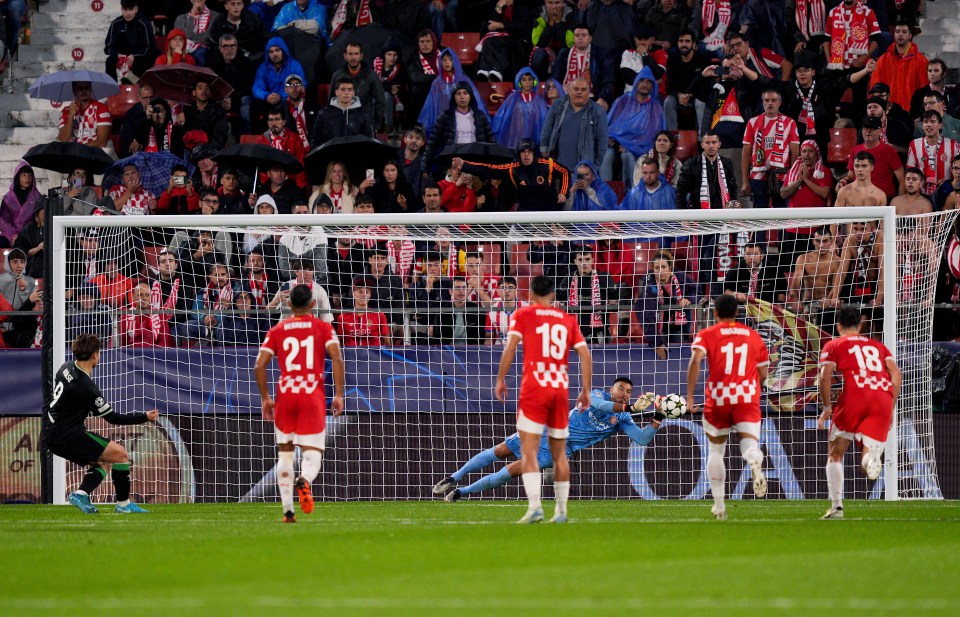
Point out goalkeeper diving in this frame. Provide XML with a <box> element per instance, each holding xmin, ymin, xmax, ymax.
<box><xmin>433</xmin><ymin>377</ymin><xmax>686</xmax><ymax>501</ymax></box>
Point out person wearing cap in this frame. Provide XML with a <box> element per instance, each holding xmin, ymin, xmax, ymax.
<box><xmin>188</xmin><ymin>144</ymin><xmax>219</xmax><ymax>193</ymax></box>
<box><xmin>869</xmin><ymin>21</ymin><xmax>928</xmax><ymax>113</ymax></box>
<box><xmin>336</xmin><ymin>276</ymin><xmax>392</xmax><ymax>347</ymax></box>
<box><xmin>280</xmin><ymin>74</ymin><xmax>318</xmax><ymax>150</ymax></box>
<box><xmin>454</xmin><ymin>138</ymin><xmax>569</xmax><ymax>211</ymax></box>
<box><xmin>618</xmin><ymin>24</ymin><xmax>667</xmax><ymax>95</ymax></box>
<box><xmin>780</xmin><ymin>51</ymin><xmax>876</xmax><ymax>151</ymax></box>
<box><xmin>311</xmin><ymin>76</ymin><xmax>375</xmax><ymax>147</ymax></box>
<box><xmin>330</xmin><ymin>41</ymin><xmax>387</xmax><ymax>131</ymax></box>
<box><xmin>865</xmin><ymin>92</ymin><xmax>912</xmax><ymax>155</ymax></box>
<box><xmin>182</xmin><ymin>78</ymin><xmax>230</xmax><ymax>150</ymax></box>
<box><xmin>270</xmin><ymin>0</ymin><xmax>329</xmax><ymax>44</ymax></box>
<box><xmin>421</xmin><ymin>82</ymin><xmax>495</xmax><ymax>176</ymax></box>
<box><xmin>837</xmin><ymin>116</ymin><xmax>904</xmax><ymax>200</ymax></box>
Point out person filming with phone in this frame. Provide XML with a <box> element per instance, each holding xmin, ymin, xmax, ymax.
<box><xmin>155</xmin><ymin>165</ymin><xmax>200</xmax><ymax>215</ymax></box>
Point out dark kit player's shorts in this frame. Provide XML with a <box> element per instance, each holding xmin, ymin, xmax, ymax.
<box><xmin>47</xmin><ymin>428</ymin><xmax>110</xmax><ymax>466</ymax></box>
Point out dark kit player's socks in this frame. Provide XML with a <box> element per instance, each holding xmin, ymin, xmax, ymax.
<box><xmin>78</xmin><ymin>466</ymin><xmax>106</xmax><ymax>494</ymax></box>
<box><xmin>112</xmin><ymin>463</ymin><xmax>131</xmax><ymax>502</ymax></box>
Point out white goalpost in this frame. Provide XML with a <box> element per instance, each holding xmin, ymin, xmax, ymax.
<box><xmin>49</xmin><ymin>207</ymin><xmax>958</xmax><ymax>504</ymax></box>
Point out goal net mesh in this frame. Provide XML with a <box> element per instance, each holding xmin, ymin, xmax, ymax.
<box><xmin>53</xmin><ymin>209</ymin><xmax>959</xmax><ymax>503</ymax></box>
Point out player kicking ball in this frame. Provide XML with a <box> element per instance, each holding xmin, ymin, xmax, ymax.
<box><xmin>687</xmin><ymin>294</ymin><xmax>770</xmax><ymax>520</ymax></box>
<box><xmin>43</xmin><ymin>334</ymin><xmax>158</xmax><ymax>514</ymax></box>
<box><xmin>433</xmin><ymin>379</ymin><xmax>685</xmax><ymax>503</ymax></box>
<box><xmin>255</xmin><ymin>284</ymin><xmax>345</xmax><ymax>523</ymax></box>
<box><xmin>817</xmin><ymin>304</ymin><xmax>902</xmax><ymax>520</ymax></box>
<box><xmin>493</xmin><ymin>276</ymin><xmax>592</xmax><ymax>524</ymax></box>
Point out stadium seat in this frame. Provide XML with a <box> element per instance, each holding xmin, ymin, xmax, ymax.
<box><xmin>239</xmin><ymin>134</ymin><xmax>260</xmax><ymax>144</ymax></box>
<box><xmin>0</xmin><ymin>250</ymin><xmax>7</xmax><ymax>274</ymax></box>
<box><xmin>674</xmin><ymin>130</ymin><xmax>698</xmax><ymax>162</ymax></box>
<box><xmin>475</xmin><ymin>82</ymin><xmax>511</xmax><ymax>115</ymax></box>
<box><xmin>316</xmin><ymin>83</ymin><xmax>330</xmax><ymax>104</ymax></box>
<box><xmin>478</xmin><ymin>243</ymin><xmax>502</xmax><ymax>274</ymax></box>
<box><xmin>633</xmin><ymin>241</ymin><xmax>660</xmax><ymax>277</ymax></box>
<box><xmin>441</xmin><ymin>32</ymin><xmax>480</xmax><ymax>67</ymax></box>
<box><xmin>509</xmin><ymin>243</ymin><xmax>543</xmax><ymax>277</ymax></box>
<box><xmin>143</xmin><ymin>246</ymin><xmax>164</xmax><ymax>275</ymax></box>
<box><xmin>607</xmin><ymin>180</ymin><xmax>625</xmax><ymax>202</ymax></box>
<box><xmin>107</xmin><ymin>84</ymin><xmax>139</xmax><ymax>120</ymax></box>
<box><xmin>827</xmin><ymin>128</ymin><xmax>857</xmax><ymax>165</ymax></box>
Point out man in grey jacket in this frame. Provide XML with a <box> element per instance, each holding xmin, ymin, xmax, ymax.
<box><xmin>540</xmin><ymin>77</ymin><xmax>609</xmax><ymax>172</ymax></box>
<box><xmin>329</xmin><ymin>42</ymin><xmax>386</xmax><ymax>132</ymax></box>
<box><xmin>0</xmin><ymin>248</ymin><xmax>41</xmax><ymax>347</ymax></box>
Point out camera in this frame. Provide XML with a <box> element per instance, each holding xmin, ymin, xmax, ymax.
<box><xmin>576</xmin><ymin>173</ymin><xmax>586</xmax><ymax>180</ymax></box>
<box><xmin>714</xmin><ymin>66</ymin><xmax>730</xmax><ymax>77</ymax></box>
<box><xmin>173</xmin><ymin>176</ymin><xmax>186</xmax><ymax>186</ymax></box>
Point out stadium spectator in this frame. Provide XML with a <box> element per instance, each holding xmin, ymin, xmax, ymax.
<box><xmin>0</xmin><ymin>248</ymin><xmax>40</xmax><ymax>347</ymax></box>
<box><xmin>108</xmin><ymin>163</ymin><xmax>158</xmax><ymax>216</ymax></box>
<box><xmin>825</xmin><ymin>220</ymin><xmax>885</xmax><ymax>309</ymax></box>
<box><xmin>120</xmin><ymin>84</ymin><xmax>155</xmax><ymax>156</ymax></box>
<box><xmin>529</xmin><ymin>0</ymin><xmax>574</xmax><ymax>80</ymax></box>
<box><xmin>910</xmin><ymin>59</ymin><xmax>955</xmax><ymax>123</ymax></box>
<box><xmin>133</xmin><ymin>98</ymin><xmax>186</xmax><ymax>157</ymax></box>
<box><xmin>723</xmin><ymin>242</ymin><xmax>782</xmax><ymax>304</ymax></box>
<box><xmin>155</xmin><ymin>28</ymin><xmax>196</xmax><ymax>66</ymax></box>
<box><xmin>725</xmin><ymin>24</ymin><xmax>785</xmax><ymax>81</ymax></box>
<box><xmin>473</xmin><ymin>174</ymin><xmax>517</xmax><ymax>213</ymax></box>
<box><xmin>407</xmin><ymin>29</ymin><xmax>441</xmax><ymax>124</ymax></box>
<box><xmin>209</xmin><ymin>0</ymin><xmax>268</xmax><ymax>61</ymax></box>
<box><xmin>892</xmin><ymin>167</ymin><xmax>935</xmax><ymax>217</ymax></box>
<box><xmin>907</xmin><ymin>111</ymin><xmax>960</xmax><ymax>197</ymax></box>
<box><xmin>646</xmin><ymin>0</ymin><xmax>689</xmax><ymax>50</ymax></box>
<box><xmin>400</xmin><ymin>126</ymin><xmax>428</xmax><ymax>200</ymax></box>
<box><xmin>277</xmin><ymin>202</ymin><xmax>328</xmax><ymax>283</ymax></box>
<box><xmin>270</xmin><ymin>259</ymin><xmax>334</xmax><ymax>323</ymax></box>
<box><xmin>551</xmin><ymin>25</ymin><xmax>615</xmax><ymax>109</ymax></box>
<box><xmin>373</xmin><ymin>39</ymin><xmax>406</xmax><ymax>136</ymax></box>
<box><xmin>936</xmin><ymin>157</ymin><xmax>960</xmax><ymax>212</ymax></box>
<box><xmin>411</xmin><ymin>252</ymin><xmax>451</xmax><ymax>341</ymax></box>
<box><xmin>364</xmin><ymin>244</ymin><xmax>405</xmax><ymax>336</ymax></box>
<box><xmin>603</xmin><ymin>67</ymin><xmax>666</xmax><ymax>187</ymax></box>
<box><xmin>558</xmin><ymin>245</ymin><xmax>618</xmax><ymax>344</ymax></box>
<box><xmin>177</xmin><ymin>261</ymin><xmax>236</xmax><ymax>344</ymax></box>
<box><xmin>675</xmin><ymin>131</ymin><xmax>738</xmax><ymax>210</ymax></box>
<box><xmin>432</xmin><ymin>277</ymin><xmax>487</xmax><ymax>345</ymax></box>
<box><xmin>835</xmin><ymin>150</ymin><xmax>888</xmax><ymax>209</ymax></box>
<box><xmin>622</xmin><ymin>157</ymin><xmax>677</xmax><ymax>211</ymax></box>
<box><xmin>90</xmin><ymin>256</ymin><xmax>135</xmax><ymax>309</ymax></box>
<box><xmin>330</xmin><ymin>41</ymin><xmax>386</xmax><ymax>131</ymax></box>
<box><xmin>242</xmin><ymin>196</ymin><xmax>282</xmax><ymax>262</ymax></box>
<box><xmin>250</xmin><ymin>164</ymin><xmax>305</xmax><ymax>214</ymax></box>
<box><xmin>157</xmin><ymin>165</ymin><xmax>201</xmax><ymax>216</ymax></box>
<box><xmin>252</xmin><ymin>37</ymin><xmax>306</xmax><ymax>132</ymax></box>
<box><xmin>189</xmin><ymin>144</ymin><xmax>220</xmax><ymax>193</ymax></box>
<box><xmin>0</xmin><ymin>0</ymin><xmax>25</xmax><ymax>63</ymax></box>
<box><xmin>540</xmin><ymin>77</ymin><xmax>608</xmax><ymax>173</ymax></box>
<box><xmin>271</xmin><ymin>0</ymin><xmax>329</xmax><ymax>44</ymax></box>
<box><xmin>174</xmin><ymin>0</ymin><xmax>219</xmax><ymax>66</ymax></box>
<box><xmin>325</xmin><ymin>230</ymin><xmax>367</xmax><ymax>309</ymax></box>
<box><xmin>837</xmin><ymin>116</ymin><xmax>904</xmax><ymax>201</ymax></box>
<box><xmin>120</xmin><ymin>282</ymin><xmax>169</xmax><ymax>347</ymax></box>
<box><xmin>207</xmin><ymin>33</ymin><xmax>255</xmax><ymax>137</ymax></box>
<box><xmin>567</xmin><ymin>161</ymin><xmax>618</xmax><ymax>211</ymax></box>
<box><xmin>12</xmin><ymin>200</ymin><xmax>42</xmax><ymax>279</ymax></box>
<box><xmin>866</xmin><ymin>86</ymin><xmax>913</xmax><ymax>155</ymax></box>
<box><xmin>462</xmin><ymin>251</ymin><xmax>500</xmax><ymax>308</ymax></box>
<box><xmin>182</xmin><ymin>79</ymin><xmax>230</xmax><ymax>151</ymax></box>
<box><xmin>869</xmin><ymin>22</ymin><xmax>928</xmax><ymax>113</ymax></box>
<box><xmin>472</xmin><ymin>0</ymin><xmax>533</xmax><ymax>83</ymax></box>
<box><xmin>417</xmin><ymin>225</ymin><xmax>462</xmax><ymax>275</ymax></box>
<box><xmin>490</xmin><ymin>68</ymin><xmax>548</xmax><ymax>151</ymax></box>
<box><xmin>780</xmin><ymin>51</ymin><xmax>876</xmax><ymax>153</ymax></box>
<box><xmin>280</xmin><ymin>74</ymin><xmax>317</xmax><ymax>150</ymax></box>
<box><xmin>66</xmin><ymin>282</ymin><xmax>113</xmax><ymax>346</ymax></box>
<box><xmin>247</xmin><ymin>0</ymin><xmax>285</xmax><ymax>28</ymax></box>
<box><xmin>785</xmin><ymin>0</ymin><xmax>828</xmax><ymax>59</ymax></box>
<box><xmin>422</xmin><ymin>82</ymin><xmax>495</xmax><ymax>176</ymax></box>
<box><xmin>741</xmin><ymin>88</ymin><xmax>800</xmax><ymax>210</ymax></box>
<box><xmin>336</xmin><ymin>277</ymin><xmax>392</xmax><ymax>346</ymax></box>
<box><xmin>934</xmin><ymin>218</ymin><xmax>960</xmax><ymax>340</ymax></box>
<box><xmin>914</xmin><ymin>92</ymin><xmax>960</xmax><ymax>142</ymax></box>
<box><xmin>691</xmin><ymin>0</ymin><xmax>742</xmax><ymax>58</ymax></box>
<box><xmin>311</xmin><ymin>77</ymin><xmax>375</xmax><ymax>147</ymax></box>
<box><xmin>370</xmin><ymin>0</ymin><xmax>431</xmax><ymax>44</ymax></box>
<box><xmin>62</xmin><ymin>169</ymin><xmax>99</xmax><ymax>217</ymax></box>
<box><xmin>418</xmin><ymin>49</ymin><xmax>486</xmax><ymax>136</ymax></box>
<box><xmin>65</xmin><ymin>229</ymin><xmax>102</xmax><ymax>296</ymax></box>
<box><xmin>437</xmin><ymin>165</ymin><xmax>478</xmax><ymax>213</ymax></box>
<box><xmin>663</xmin><ymin>28</ymin><xmax>710</xmax><ymax>133</ymax></box>
<box><xmin>823</xmin><ymin>0</ymin><xmax>880</xmax><ymax>71</ymax></box>
<box><xmin>456</xmin><ymin>139</ymin><xmax>567</xmax><ymax>212</ymax></box>
<box><xmin>1</xmin><ymin>162</ymin><xmax>41</xmax><ymax>246</ymax></box>
<box><xmin>417</xmin><ymin>184</ymin><xmax>445</xmax><ymax>214</ymax></box>
<box><xmin>584</xmin><ymin>0</ymin><xmax>637</xmax><ymax>81</ymax></box>
<box><xmin>640</xmin><ymin>131</ymin><xmax>681</xmax><ymax>189</ymax></box>
<box><xmin>218</xmin><ymin>290</ymin><xmax>270</xmax><ymax>346</ymax></box>
<box><xmin>779</xmin><ymin>140</ymin><xmax>833</xmax><ymax>265</ymax></box>
<box><xmin>487</xmin><ymin>276</ymin><xmax>527</xmax><ymax>345</ymax></box>
<box><xmin>637</xmin><ymin>249</ymin><xmax>698</xmax><ymax>359</ymax></box>
<box><xmin>309</xmin><ymin>161</ymin><xmax>357</xmax><ymax>213</ymax></box>
<box><xmin>147</xmin><ymin>248</ymin><xmax>190</xmax><ymax>345</ymax></box>
<box><xmin>258</xmin><ymin>107</ymin><xmax>308</xmax><ymax>186</ymax></box>
<box><xmin>368</xmin><ymin>162</ymin><xmax>417</xmax><ymax>214</ymax></box>
<box><xmin>241</xmin><ymin>247</ymin><xmax>279</xmax><ymax>310</ymax></box>
<box><xmin>618</xmin><ymin>25</ymin><xmax>667</xmax><ymax>97</ymax></box>
<box><xmin>176</xmin><ymin>229</ymin><xmax>229</xmax><ymax>295</ymax></box>
<box><xmin>104</xmin><ymin>0</ymin><xmax>158</xmax><ymax>83</ymax></box>
<box><xmin>56</xmin><ymin>81</ymin><xmax>112</xmax><ymax>148</ymax></box>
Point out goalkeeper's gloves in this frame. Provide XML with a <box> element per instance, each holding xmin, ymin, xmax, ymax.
<box><xmin>632</xmin><ymin>392</ymin><xmax>667</xmax><ymax>420</ymax></box>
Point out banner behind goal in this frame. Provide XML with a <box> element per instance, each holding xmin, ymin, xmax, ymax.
<box><xmin>50</xmin><ymin>208</ymin><xmax>959</xmax><ymax>503</ymax></box>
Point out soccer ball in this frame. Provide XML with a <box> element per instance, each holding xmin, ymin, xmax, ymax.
<box><xmin>660</xmin><ymin>394</ymin><xmax>687</xmax><ymax>419</ymax></box>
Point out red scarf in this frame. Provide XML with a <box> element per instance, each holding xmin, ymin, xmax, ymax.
<box><xmin>186</xmin><ymin>8</ymin><xmax>211</xmax><ymax>53</ymax></box>
<box><xmin>331</xmin><ymin>0</ymin><xmax>372</xmax><ymax>40</ymax></box>
<box><xmin>564</xmin><ymin>47</ymin><xmax>590</xmax><ymax>89</ymax></box>
<box><xmin>151</xmin><ymin>277</ymin><xmax>179</xmax><ymax>340</ymax></box>
<box><xmin>201</xmin><ymin>163</ymin><xmax>218</xmax><ymax>189</ymax></box>
<box><xmin>204</xmin><ymin>281</ymin><xmax>233</xmax><ymax>312</ymax></box>
<box><xmin>700</xmin><ymin>155</ymin><xmax>730</xmax><ymax>209</ymax></box>
<box><xmin>419</xmin><ymin>50</ymin><xmax>439</xmax><ymax>76</ymax></box>
<box><xmin>751</xmin><ymin>114</ymin><xmax>789</xmax><ymax>172</ymax></box>
<box><xmin>796</xmin><ymin>0</ymin><xmax>826</xmax><ymax>39</ymax></box>
<box><xmin>828</xmin><ymin>2</ymin><xmax>872</xmax><ymax>69</ymax></box>
<box><xmin>701</xmin><ymin>0</ymin><xmax>732</xmax><ymax>50</ymax></box>
<box><xmin>569</xmin><ymin>271</ymin><xmax>603</xmax><ymax>329</ymax></box>
<box><xmin>289</xmin><ymin>100</ymin><xmax>309</xmax><ymax>148</ymax></box>
<box><xmin>373</xmin><ymin>56</ymin><xmax>400</xmax><ymax>82</ymax></box>
<box><xmin>785</xmin><ymin>139</ymin><xmax>827</xmax><ymax>185</ymax></box>
<box><xmin>146</xmin><ymin>123</ymin><xmax>173</xmax><ymax>153</ymax></box>
<box><xmin>656</xmin><ymin>274</ymin><xmax>688</xmax><ymax>334</ymax></box>
<box><xmin>248</xmin><ymin>271</ymin><xmax>268</xmax><ymax>306</ymax></box>
<box><xmin>909</xmin><ymin>136</ymin><xmax>956</xmax><ymax>195</ymax></box>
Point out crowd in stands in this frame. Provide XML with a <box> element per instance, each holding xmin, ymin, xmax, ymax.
<box><xmin>2</xmin><ymin>0</ymin><xmax>960</xmax><ymax>349</ymax></box>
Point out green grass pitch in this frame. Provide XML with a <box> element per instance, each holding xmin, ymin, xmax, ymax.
<box><xmin>2</xmin><ymin>500</ymin><xmax>959</xmax><ymax>616</ymax></box>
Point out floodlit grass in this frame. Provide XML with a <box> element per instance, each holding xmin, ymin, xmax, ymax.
<box><xmin>2</xmin><ymin>500</ymin><xmax>959</xmax><ymax>616</ymax></box>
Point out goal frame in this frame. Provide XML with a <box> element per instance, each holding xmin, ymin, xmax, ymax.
<box><xmin>50</xmin><ymin>206</ymin><xmax>900</xmax><ymax>504</ymax></box>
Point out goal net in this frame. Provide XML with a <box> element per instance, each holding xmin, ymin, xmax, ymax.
<box><xmin>50</xmin><ymin>207</ymin><xmax>959</xmax><ymax>503</ymax></box>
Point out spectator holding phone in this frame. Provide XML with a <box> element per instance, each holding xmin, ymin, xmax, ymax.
<box><xmin>0</xmin><ymin>248</ymin><xmax>41</xmax><ymax>348</ymax></box>
<box><xmin>155</xmin><ymin>165</ymin><xmax>200</xmax><ymax>215</ymax></box>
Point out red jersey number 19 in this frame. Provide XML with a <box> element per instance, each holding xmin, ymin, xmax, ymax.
<box><xmin>536</xmin><ymin>323</ymin><xmax>568</xmax><ymax>360</ymax></box>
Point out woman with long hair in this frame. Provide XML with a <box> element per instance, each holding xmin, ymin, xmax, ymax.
<box><xmin>636</xmin><ymin>130</ymin><xmax>681</xmax><ymax>188</ymax></box>
<box><xmin>309</xmin><ymin>161</ymin><xmax>356</xmax><ymax>213</ymax></box>
<box><xmin>637</xmin><ymin>249</ymin><xmax>698</xmax><ymax>359</ymax></box>
<box><xmin>368</xmin><ymin>161</ymin><xmax>418</xmax><ymax>214</ymax></box>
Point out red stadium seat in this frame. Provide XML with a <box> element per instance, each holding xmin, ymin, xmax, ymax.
<box><xmin>239</xmin><ymin>134</ymin><xmax>260</xmax><ymax>144</ymax></box>
<box><xmin>316</xmin><ymin>83</ymin><xmax>330</xmax><ymax>104</ymax></box>
<box><xmin>633</xmin><ymin>240</ymin><xmax>661</xmax><ymax>278</ymax></box>
<box><xmin>674</xmin><ymin>130</ymin><xmax>698</xmax><ymax>162</ymax></box>
<box><xmin>143</xmin><ymin>246</ymin><xmax>164</xmax><ymax>276</ymax></box>
<box><xmin>509</xmin><ymin>243</ymin><xmax>543</xmax><ymax>277</ymax></box>
<box><xmin>827</xmin><ymin>128</ymin><xmax>857</xmax><ymax>165</ymax></box>
<box><xmin>106</xmin><ymin>84</ymin><xmax>139</xmax><ymax>120</ymax></box>
<box><xmin>441</xmin><ymin>32</ymin><xmax>480</xmax><ymax>66</ymax></box>
<box><xmin>475</xmin><ymin>82</ymin><xmax>511</xmax><ymax>116</ymax></box>
<box><xmin>478</xmin><ymin>243</ymin><xmax>502</xmax><ymax>274</ymax></box>
<box><xmin>607</xmin><ymin>180</ymin><xmax>625</xmax><ymax>203</ymax></box>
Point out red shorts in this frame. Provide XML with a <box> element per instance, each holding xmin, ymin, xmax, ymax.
<box><xmin>834</xmin><ymin>391</ymin><xmax>894</xmax><ymax>443</ymax></box>
<box><xmin>703</xmin><ymin>402</ymin><xmax>761</xmax><ymax>432</ymax></box>
<box><xmin>275</xmin><ymin>392</ymin><xmax>327</xmax><ymax>437</ymax></box>
<box><xmin>517</xmin><ymin>387</ymin><xmax>570</xmax><ymax>432</ymax></box>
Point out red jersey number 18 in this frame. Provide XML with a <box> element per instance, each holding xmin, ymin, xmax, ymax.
<box><xmin>849</xmin><ymin>344</ymin><xmax>883</xmax><ymax>372</ymax></box>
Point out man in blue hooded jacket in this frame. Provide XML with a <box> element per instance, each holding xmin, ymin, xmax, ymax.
<box><xmin>252</xmin><ymin>36</ymin><xmax>306</xmax><ymax>131</ymax></box>
<box><xmin>601</xmin><ymin>66</ymin><xmax>666</xmax><ymax>188</ymax></box>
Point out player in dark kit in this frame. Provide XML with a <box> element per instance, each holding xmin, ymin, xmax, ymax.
<box><xmin>42</xmin><ymin>333</ymin><xmax>159</xmax><ymax>514</ymax></box>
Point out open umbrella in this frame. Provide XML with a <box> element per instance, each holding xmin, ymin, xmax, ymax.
<box><xmin>22</xmin><ymin>142</ymin><xmax>116</xmax><ymax>175</ymax></box>
<box><xmin>214</xmin><ymin>143</ymin><xmax>303</xmax><ymax>191</ymax></box>
<box><xmin>102</xmin><ymin>152</ymin><xmax>195</xmax><ymax>198</ymax></box>
<box><xmin>140</xmin><ymin>64</ymin><xmax>234</xmax><ymax>103</ymax></box>
<box><xmin>28</xmin><ymin>70</ymin><xmax>119</xmax><ymax>102</ymax></box>
<box><xmin>305</xmin><ymin>135</ymin><xmax>398</xmax><ymax>185</ymax></box>
<box><xmin>436</xmin><ymin>142</ymin><xmax>516</xmax><ymax>169</ymax></box>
